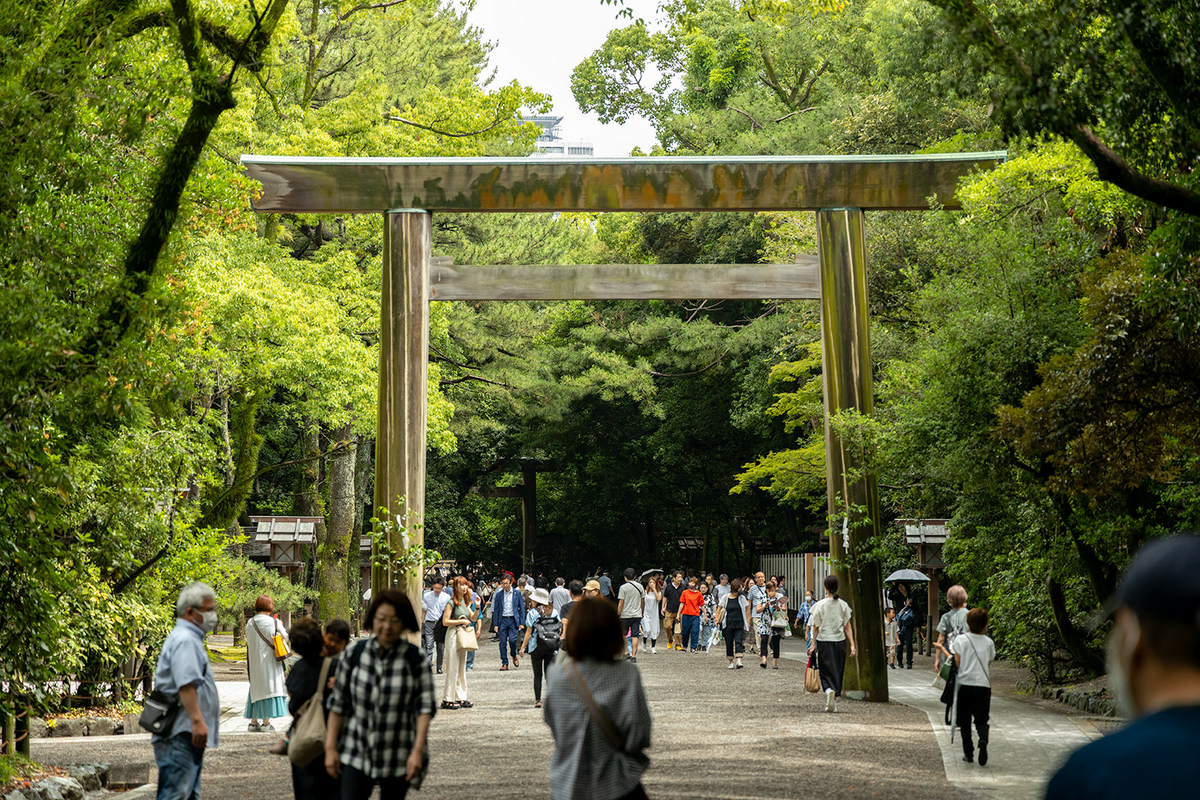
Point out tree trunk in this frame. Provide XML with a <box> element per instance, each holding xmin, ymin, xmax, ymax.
<box><xmin>294</xmin><ymin>425</ymin><xmax>327</xmax><ymax>615</ymax></box>
<box><xmin>1045</xmin><ymin>573</ymin><xmax>1106</xmax><ymax>676</ymax></box>
<box><xmin>320</xmin><ymin>424</ymin><xmax>355</xmax><ymax>623</ymax></box>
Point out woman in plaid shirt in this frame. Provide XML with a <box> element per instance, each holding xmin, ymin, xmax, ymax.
<box><xmin>324</xmin><ymin>589</ymin><xmax>437</xmax><ymax>798</ymax></box>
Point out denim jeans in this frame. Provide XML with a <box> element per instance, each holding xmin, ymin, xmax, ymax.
<box><xmin>154</xmin><ymin>733</ymin><xmax>205</xmax><ymax>800</ymax></box>
<box><xmin>680</xmin><ymin>614</ymin><xmax>700</xmax><ymax>651</ymax></box>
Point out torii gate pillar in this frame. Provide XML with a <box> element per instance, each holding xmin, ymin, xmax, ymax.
<box><xmin>818</xmin><ymin>208</ymin><xmax>885</xmax><ymax>701</ymax></box>
<box><xmin>372</xmin><ymin>210</ymin><xmax>431</xmax><ymax>609</ymax></box>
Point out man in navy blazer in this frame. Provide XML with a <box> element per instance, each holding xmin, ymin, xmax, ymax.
<box><xmin>491</xmin><ymin>573</ymin><xmax>525</xmax><ymax>670</ymax></box>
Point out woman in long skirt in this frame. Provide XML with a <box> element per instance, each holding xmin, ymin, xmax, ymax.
<box><xmin>807</xmin><ymin>575</ymin><xmax>857</xmax><ymax>713</ymax></box>
<box><xmin>641</xmin><ymin>577</ymin><xmax>662</xmax><ymax>653</ymax></box>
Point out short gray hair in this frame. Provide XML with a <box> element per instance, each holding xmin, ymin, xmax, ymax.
<box><xmin>176</xmin><ymin>582</ymin><xmax>216</xmax><ymax>617</ymax></box>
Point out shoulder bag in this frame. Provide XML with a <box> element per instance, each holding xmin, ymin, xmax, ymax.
<box><xmin>804</xmin><ymin>652</ymin><xmax>821</xmax><ymax>693</ymax></box>
<box><xmin>138</xmin><ymin>690</ymin><xmax>182</xmax><ymax>734</ymax></box>
<box><xmin>288</xmin><ymin>657</ymin><xmax>332</xmax><ymax>766</ymax></box>
<box><xmin>252</xmin><ymin>616</ymin><xmax>290</xmax><ymax>662</ymax></box>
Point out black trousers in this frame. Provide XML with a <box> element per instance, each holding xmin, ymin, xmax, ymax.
<box><xmin>956</xmin><ymin>685</ymin><xmax>991</xmax><ymax>758</ymax></box>
<box><xmin>760</xmin><ymin>632</ymin><xmax>781</xmax><ymax>659</ymax></box>
<box><xmin>724</xmin><ymin>627</ymin><xmax>744</xmax><ymax>656</ymax></box>
<box><xmin>531</xmin><ymin>649</ymin><xmax>554</xmax><ymax>701</ymax></box>
<box><xmin>341</xmin><ymin>763</ymin><xmax>408</xmax><ymax>800</ymax></box>
<box><xmin>292</xmin><ymin>756</ymin><xmax>338</xmax><ymax>800</ymax></box>
<box><xmin>899</xmin><ymin>626</ymin><xmax>915</xmax><ymax>667</ymax></box>
<box><xmin>816</xmin><ymin>639</ymin><xmax>847</xmax><ymax>696</ymax></box>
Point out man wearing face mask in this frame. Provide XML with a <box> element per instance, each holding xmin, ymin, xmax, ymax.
<box><xmin>152</xmin><ymin>583</ymin><xmax>222</xmax><ymax>800</ymax></box>
<box><xmin>1046</xmin><ymin>535</ymin><xmax>1200</xmax><ymax>799</ymax></box>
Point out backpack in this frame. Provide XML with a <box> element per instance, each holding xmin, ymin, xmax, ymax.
<box><xmin>897</xmin><ymin>605</ymin><xmax>915</xmax><ymax>630</ymax></box>
<box><xmin>532</xmin><ymin>614</ymin><xmax>562</xmax><ymax>654</ymax></box>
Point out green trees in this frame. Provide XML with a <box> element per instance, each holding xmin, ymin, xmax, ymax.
<box><xmin>573</xmin><ymin>0</ymin><xmax>1200</xmax><ymax>679</ymax></box>
<box><xmin>0</xmin><ymin>0</ymin><xmax>543</xmax><ymax>715</ymax></box>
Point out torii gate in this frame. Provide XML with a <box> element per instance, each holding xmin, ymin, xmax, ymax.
<box><xmin>243</xmin><ymin>152</ymin><xmax>1005</xmax><ymax>701</ymax></box>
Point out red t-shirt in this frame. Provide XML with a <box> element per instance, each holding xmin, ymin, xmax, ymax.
<box><xmin>680</xmin><ymin>589</ymin><xmax>703</xmax><ymax>616</ymax></box>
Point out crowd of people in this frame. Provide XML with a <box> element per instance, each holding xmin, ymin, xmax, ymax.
<box><xmin>148</xmin><ymin>534</ymin><xmax>1200</xmax><ymax>800</ymax></box>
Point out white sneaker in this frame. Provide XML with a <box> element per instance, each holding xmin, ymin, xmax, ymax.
<box><xmin>826</xmin><ymin>690</ymin><xmax>836</xmax><ymax>713</ymax></box>
<box><xmin>728</xmin><ymin>662</ymin><xmax>737</xmax><ymax>669</ymax></box>
<box><xmin>651</xmin><ymin>647</ymin><xmax>657</xmax><ymax>654</ymax></box>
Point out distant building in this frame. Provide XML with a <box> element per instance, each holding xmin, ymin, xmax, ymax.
<box><xmin>524</xmin><ymin>115</ymin><xmax>594</xmax><ymax>157</ymax></box>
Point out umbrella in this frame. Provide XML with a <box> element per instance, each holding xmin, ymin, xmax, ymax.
<box><xmin>885</xmin><ymin>568</ymin><xmax>931</xmax><ymax>582</ymax></box>
<box><xmin>640</xmin><ymin>568</ymin><xmax>663</xmax><ymax>579</ymax></box>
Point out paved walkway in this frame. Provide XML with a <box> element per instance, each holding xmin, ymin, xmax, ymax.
<box><xmin>37</xmin><ymin>637</ymin><xmax>970</xmax><ymax>800</ymax></box>
<box><xmin>780</xmin><ymin>640</ymin><xmax>1099</xmax><ymax>800</ymax></box>
<box><xmin>216</xmin><ymin>681</ymin><xmax>292</xmax><ymax>733</ymax></box>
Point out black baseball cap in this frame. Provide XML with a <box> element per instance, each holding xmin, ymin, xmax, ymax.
<box><xmin>1115</xmin><ymin>535</ymin><xmax>1200</xmax><ymax>627</ymax></box>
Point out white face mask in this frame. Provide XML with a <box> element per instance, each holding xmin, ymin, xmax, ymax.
<box><xmin>1106</xmin><ymin>615</ymin><xmax>1141</xmax><ymax>719</ymax></box>
<box><xmin>197</xmin><ymin>608</ymin><xmax>218</xmax><ymax>634</ymax></box>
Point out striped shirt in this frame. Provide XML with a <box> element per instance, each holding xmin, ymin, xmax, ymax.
<box><xmin>328</xmin><ymin>637</ymin><xmax>437</xmax><ymax>779</ymax></box>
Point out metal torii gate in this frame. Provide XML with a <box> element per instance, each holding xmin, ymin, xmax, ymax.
<box><xmin>243</xmin><ymin>152</ymin><xmax>1005</xmax><ymax>701</ymax></box>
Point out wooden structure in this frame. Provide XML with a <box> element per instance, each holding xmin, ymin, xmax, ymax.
<box><xmin>898</xmin><ymin>518</ymin><xmax>950</xmax><ymax>655</ymax></box>
<box><xmin>247</xmin><ymin>515</ymin><xmax>323</xmax><ymax>579</ymax></box>
<box><xmin>474</xmin><ymin>457</ymin><xmax>553</xmax><ymax>574</ymax></box>
<box><xmin>758</xmin><ymin>552</ymin><xmax>834</xmax><ymax>600</ymax></box>
<box><xmin>242</xmin><ymin>152</ymin><xmax>1006</xmax><ymax>703</ymax></box>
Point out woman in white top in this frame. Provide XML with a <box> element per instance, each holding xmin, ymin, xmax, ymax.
<box><xmin>640</xmin><ymin>577</ymin><xmax>662</xmax><ymax>653</ymax></box>
<box><xmin>807</xmin><ymin>575</ymin><xmax>857</xmax><ymax>713</ymax></box>
<box><xmin>244</xmin><ymin>595</ymin><xmax>289</xmax><ymax>731</ymax></box>
<box><xmin>952</xmin><ymin>607</ymin><xmax>996</xmax><ymax>765</ymax></box>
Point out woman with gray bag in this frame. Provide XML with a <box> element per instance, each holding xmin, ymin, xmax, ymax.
<box><xmin>543</xmin><ymin>598</ymin><xmax>652</xmax><ymax>800</ymax></box>
<box><xmin>284</xmin><ymin>618</ymin><xmax>338</xmax><ymax>800</ymax></box>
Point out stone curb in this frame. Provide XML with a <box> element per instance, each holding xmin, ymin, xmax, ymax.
<box><xmin>1016</xmin><ymin>681</ymin><xmax>1117</xmax><ymax>717</ymax></box>
<box><xmin>31</xmin><ymin>715</ymin><xmax>142</xmax><ymax>740</ymax></box>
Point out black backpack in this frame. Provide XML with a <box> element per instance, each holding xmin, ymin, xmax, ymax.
<box><xmin>532</xmin><ymin>614</ymin><xmax>562</xmax><ymax>654</ymax></box>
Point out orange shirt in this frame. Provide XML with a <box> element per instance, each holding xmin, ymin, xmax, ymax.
<box><xmin>680</xmin><ymin>589</ymin><xmax>704</xmax><ymax>616</ymax></box>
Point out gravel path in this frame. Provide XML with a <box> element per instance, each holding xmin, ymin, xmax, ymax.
<box><xmin>34</xmin><ymin>638</ymin><xmax>971</xmax><ymax>800</ymax></box>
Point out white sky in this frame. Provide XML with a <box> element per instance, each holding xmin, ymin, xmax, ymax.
<box><xmin>466</xmin><ymin>0</ymin><xmax>663</xmax><ymax>157</ymax></box>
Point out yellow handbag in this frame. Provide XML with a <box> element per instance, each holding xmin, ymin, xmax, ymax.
<box><xmin>272</xmin><ymin>630</ymin><xmax>290</xmax><ymax>661</ymax></box>
<box><xmin>253</xmin><ymin>617</ymin><xmax>291</xmax><ymax>662</ymax></box>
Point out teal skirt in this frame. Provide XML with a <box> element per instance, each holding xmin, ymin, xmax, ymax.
<box><xmin>244</xmin><ymin>693</ymin><xmax>288</xmax><ymax>720</ymax></box>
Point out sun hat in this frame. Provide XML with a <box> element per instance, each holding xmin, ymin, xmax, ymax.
<box><xmin>530</xmin><ymin>588</ymin><xmax>552</xmax><ymax>606</ymax></box>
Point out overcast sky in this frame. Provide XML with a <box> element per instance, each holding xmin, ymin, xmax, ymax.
<box><xmin>466</xmin><ymin>0</ymin><xmax>663</xmax><ymax>157</ymax></box>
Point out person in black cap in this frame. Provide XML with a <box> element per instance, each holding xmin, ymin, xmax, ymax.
<box><xmin>1045</xmin><ymin>534</ymin><xmax>1200</xmax><ymax>799</ymax></box>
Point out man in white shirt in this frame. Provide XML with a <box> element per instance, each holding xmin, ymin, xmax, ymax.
<box><xmin>952</xmin><ymin>607</ymin><xmax>996</xmax><ymax>766</ymax></box>
<box><xmin>616</xmin><ymin>568</ymin><xmax>645</xmax><ymax>661</ymax></box>
<box><xmin>490</xmin><ymin>574</ymin><xmax>526</xmax><ymax>670</ymax></box>
<box><xmin>421</xmin><ymin>579</ymin><xmax>445</xmax><ymax>669</ymax></box>
<box><xmin>549</xmin><ymin>577</ymin><xmax>571</xmax><ymax>615</ymax></box>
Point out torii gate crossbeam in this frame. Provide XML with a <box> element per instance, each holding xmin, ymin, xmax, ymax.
<box><xmin>243</xmin><ymin>152</ymin><xmax>1006</xmax><ymax>703</ymax></box>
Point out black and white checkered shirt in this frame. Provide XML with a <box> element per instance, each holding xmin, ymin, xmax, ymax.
<box><xmin>328</xmin><ymin>637</ymin><xmax>437</xmax><ymax>779</ymax></box>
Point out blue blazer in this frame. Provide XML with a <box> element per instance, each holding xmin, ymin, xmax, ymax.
<box><xmin>491</xmin><ymin>588</ymin><xmax>525</xmax><ymax>624</ymax></box>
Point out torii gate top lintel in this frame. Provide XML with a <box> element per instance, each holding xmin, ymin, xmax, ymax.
<box><xmin>241</xmin><ymin>152</ymin><xmax>1006</xmax><ymax>215</ymax></box>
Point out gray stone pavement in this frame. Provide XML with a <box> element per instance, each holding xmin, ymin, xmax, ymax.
<box><xmin>33</xmin><ymin>637</ymin><xmax>1016</xmax><ymax>800</ymax></box>
<box><xmin>780</xmin><ymin>639</ymin><xmax>1102</xmax><ymax>800</ymax></box>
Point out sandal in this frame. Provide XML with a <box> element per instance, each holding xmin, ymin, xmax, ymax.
<box><xmin>460</xmin><ymin>701</ymin><xmax>473</xmax><ymax>708</ymax></box>
<box><xmin>534</xmin><ymin>701</ymin><xmax>542</xmax><ymax>708</ymax></box>
<box><xmin>440</xmin><ymin>701</ymin><xmax>460</xmax><ymax>710</ymax></box>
